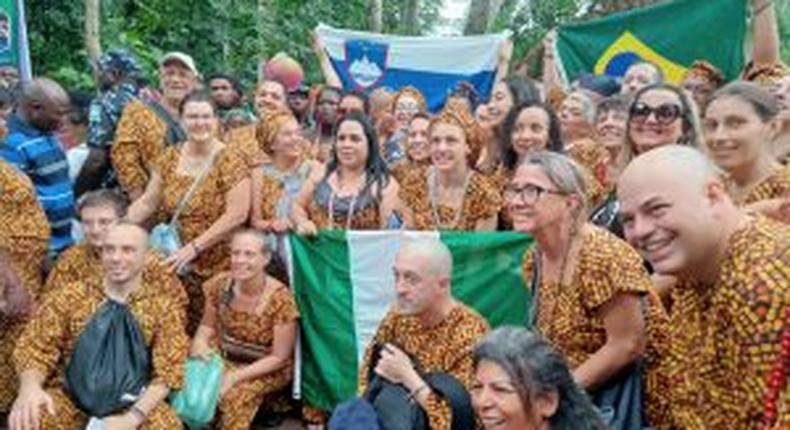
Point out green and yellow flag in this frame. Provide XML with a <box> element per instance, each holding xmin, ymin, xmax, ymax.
<box><xmin>556</xmin><ymin>0</ymin><xmax>747</xmax><ymax>84</ymax></box>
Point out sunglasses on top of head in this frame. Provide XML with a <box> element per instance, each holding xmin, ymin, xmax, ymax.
<box><xmin>629</xmin><ymin>102</ymin><xmax>683</xmax><ymax>125</ymax></box>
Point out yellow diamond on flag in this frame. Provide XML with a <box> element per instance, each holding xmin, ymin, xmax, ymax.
<box><xmin>593</xmin><ymin>31</ymin><xmax>688</xmax><ymax>83</ymax></box>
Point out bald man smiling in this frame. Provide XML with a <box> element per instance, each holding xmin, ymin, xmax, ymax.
<box><xmin>618</xmin><ymin>146</ymin><xmax>789</xmax><ymax>429</ymax></box>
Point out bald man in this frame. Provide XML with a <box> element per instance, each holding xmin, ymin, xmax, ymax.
<box><xmin>0</xmin><ymin>78</ymin><xmax>75</xmax><ymax>255</ymax></box>
<box><xmin>10</xmin><ymin>223</ymin><xmax>188</xmax><ymax>430</ymax></box>
<box><xmin>617</xmin><ymin>146</ymin><xmax>789</xmax><ymax>429</ymax></box>
<box><xmin>357</xmin><ymin>238</ymin><xmax>488</xmax><ymax>429</ymax></box>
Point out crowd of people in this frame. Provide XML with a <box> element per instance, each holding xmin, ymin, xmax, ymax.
<box><xmin>0</xmin><ymin>0</ymin><xmax>788</xmax><ymax>429</ymax></box>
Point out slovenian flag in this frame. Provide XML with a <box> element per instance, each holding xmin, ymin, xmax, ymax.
<box><xmin>286</xmin><ymin>230</ymin><xmax>533</xmax><ymax>411</ymax></box>
<box><xmin>555</xmin><ymin>0</ymin><xmax>747</xmax><ymax>84</ymax></box>
<box><xmin>315</xmin><ymin>24</ymin><xmax>508</xmax><ymax>112</ymax></box>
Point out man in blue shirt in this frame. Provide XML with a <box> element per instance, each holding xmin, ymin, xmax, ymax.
<box><xmin>0</xmin><ymin>78</ymin><xmax>75</xmax><ymax>256</ymax></box>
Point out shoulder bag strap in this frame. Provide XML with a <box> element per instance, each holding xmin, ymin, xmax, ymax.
<box><xmin>168</xmin><ymin>149</ymin><xmax>220</xmax><ymax>226</ymax></box>
<box><xmin>146</xmin><ymin>100</ymin><xmax>187</xmax><ymax>146</ymax></box>
<box><xmin>527</xmin><ymin>249</ymin><xmax>542</xmax><ymax>329</ymax></box>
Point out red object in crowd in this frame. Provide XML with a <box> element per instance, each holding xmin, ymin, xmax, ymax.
<box><xmin>760</xmin><ymin>306</ymin><xmax>789</xmax><ymax>429</ymax></box>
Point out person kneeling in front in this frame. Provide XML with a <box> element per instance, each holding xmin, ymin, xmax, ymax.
<box><xmin>9</xmin><ymin>223</ymin><xmax>188</xmax><ymax>430</ymax></box>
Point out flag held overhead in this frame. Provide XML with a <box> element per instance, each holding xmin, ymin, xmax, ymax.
<box><xmin>594</xmin><ymin>31</ymin><xmax>688</xmax><ymax>83</ymax></box>
<box><xmin>556</xmin><ymin>0</ymin><xmax>747</xmax><ymax>85</ymax></box>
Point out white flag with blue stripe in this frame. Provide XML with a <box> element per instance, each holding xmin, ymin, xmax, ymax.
<box><xmin>315</xmin><ymin>24</ymin><xmax>507</xmax><ymax>112</ymax></box>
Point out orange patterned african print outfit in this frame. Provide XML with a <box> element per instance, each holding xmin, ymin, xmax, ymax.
<box><xmin>521</xmin><ymin>226</ymin><xmax>673</xmax><ymax>427</ymax></box>
<box><xmin>203</xmin><ymin>272</ymin><xmax>299</xmax><ymax>430</ymax></box>
<box><xmin>226</xmin><ymin>123</ymin><xmax>266</xmax><ymax>169</ymax></box>
<box><xmin>399</xmin><ymin>168</ymin><xmax>501</xmax><ymax>231</ymax></box>
<box><xmin>741</xmin><ymin>165</ymin><xmax>790</xmax><ymax>205</ymax></box>
<box><xmin>155</xmin><ymin>145</ymin><xmax>248</xmax><ymax>331</ymax></box>
<box><xmin>111</xmin><ymin>100</ymin><xmax>170</xmax><ymax>195</ymax></box>
<box><xmin>44</xmin><ymin>243</ymin><xmax>188</xmax><ymax>313</ymax></box>
<box><xmin>13</xmin><ymin>277</ymin><xmax>188</xmax><ymax>429</ymax></box>
<box><xmin>390</xmin><ymin>161</ymin><xmax>428</xmax><ymax>185</ymax></box>
<box><xmin>664</xmin><ymin>216</ymin><xmax>789</xmax><ymax>429</ymax></box>
<box><xmin>0</xmin><ymin>159</ymin><xmax>50</xmax><ymax>412</ymax></box>
<box><xmin>359</xmin><ymin>304</ymin><xmax>489</xmax><ymax>430</ymax></box>
<box><xmin>566</xmin><ymin>138</ymin><xmax>609</xmax><ymax>206</ymax></box>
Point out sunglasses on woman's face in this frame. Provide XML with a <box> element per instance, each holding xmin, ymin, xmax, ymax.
<box><xmin>629</xmin><ymin>102</ymin><xmax>682</xmax><ymax>125</ymax></box>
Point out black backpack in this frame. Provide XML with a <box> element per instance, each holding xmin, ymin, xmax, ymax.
<box><xmin>65</xmin><ymin>300</ymin><xmax>152</xmax><ymax>417</ymax></box>
<box><xmin>357</xmin><ymin>343</ymin><xmax>475</xmax><ymax>430</ymax></box>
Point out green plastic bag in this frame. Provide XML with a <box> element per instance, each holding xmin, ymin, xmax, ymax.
<box><xmin>170</xmin><ymin>353</ymin><xmax>224</xmax><ymax>429</ymax></box>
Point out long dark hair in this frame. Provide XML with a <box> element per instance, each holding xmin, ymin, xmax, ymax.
<box><xmin>502</xmin><ymin>75</ymin><xmax>542</xmax><ymax>107</ymax></box>
<box><xmin>474</xmin><ymin>327</ymin><xmax>607</xmax><ymax>430</ymax></box>
<box><xmin>325</xmin><ymin>110</ymin><xmax>390</xmax><ymax>199</ymax></box>
<box><xmin>501</xmin><ymin>102</ymin><xmax>564</xmax><ymax>171</ymax></box>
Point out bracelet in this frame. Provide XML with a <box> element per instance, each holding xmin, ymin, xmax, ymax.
<box><xmin>129</xmin><ymin>405</ymin><xmax>147</xmax><ymax>424</ymax></box>
<box><xmin>410</xmin><ymin>384</ymin><xmax>430</xmax><ymax>400</ymax></box>
<box><xmin>191</xmin><ymin>241</ymin><xmax>201</xmax><ymax>254</ymax></box>
<box><xmin>754</xmin><ymin>0</ymin><xmax>773</xmax><ymax>16</ymax></box>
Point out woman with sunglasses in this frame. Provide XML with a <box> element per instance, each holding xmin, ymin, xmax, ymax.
<box><xmin>506</xmin><ymin>151</ymin><xmax>671</xmax><ymax>428</ymax></box>
<box><xmin>620</xmin><ymin>83</ymin><xmax>700</xmax><ymax>169</ymax></box>
<box><xmin>399</xmin><ymin>104</ymin><xmax>501</xmax><ymax>231</ymax></box>
<box><xmin>292</xmin><ymin>111</ymin><xmax>399</xmax><ymax>235</ymax></box>
<box><xmin>704</xmin><ymin>81</ymin><xmax>790</xmax><ymax>222</ymax></box>
<box><xmin>495</xmin><ymin>102</ymin><xmax>563</xmax><ymax>229</ymax></box>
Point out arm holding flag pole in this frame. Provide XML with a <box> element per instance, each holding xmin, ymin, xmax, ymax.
<box><xmin>311</xmin><ymin>30</ymin><xmax>342</xmax><ymax>89</ymax></box>
<box><xmin>494</xmin><ymin>38</ymin><xmax>513</xmax><ymax>84</ymax></box>
<box><xmin>750</xmin><ymin>0</ymin><xmax>780</xmax><ymax>67</ymax></box>
<box><xmin>541</xmin><ymin>30</ymin><xmax>565</xmax><ymax>91</ymax></box>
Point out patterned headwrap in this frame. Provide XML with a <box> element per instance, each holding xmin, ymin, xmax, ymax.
<box><xmin>393</xmin><ymin>86</ymin><xmax>428</xmax><ymax>113</ymax></box>
<box><xmin>255</xmin><ymin>109</ymin><xmax>297</xmax><ymax>155</ymax></box>
<box><xmin>682</xmin><ymin>60</ymin><xmax>725</xmax><ymax>88</ymax></box>
<box><xmin>430</xmin><ymin>102</ymin><xmax>485</xmax><ymax>166</ymax></box>
<box><xmin>97</xmin><ymin>49</ymin><xmax>142</xmax><ymax>76</ymax></box>
<box><xmin>742</xmin><ymin>62</ymin><xmax>789</xmax><ymax>86</ymax></box>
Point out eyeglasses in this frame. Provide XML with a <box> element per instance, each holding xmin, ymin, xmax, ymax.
<box><xmin>629</xmin><ymin>102</ymin><xmax>682</xmax><ymax>125</ymax></box>
<box><xmin>504</xmin><ymin>183</ymin><xmax>565</xmax><ymax>204</ymax></box>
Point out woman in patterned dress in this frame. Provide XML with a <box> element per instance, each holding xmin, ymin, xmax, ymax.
<box><xmin>389</xmin><ymin>112</ymin><xmax>432</xmax><ymax>184</ymax></box>
<box><xmin>506</xmin><ymin>151</ymin><xmax>672</xmax><ymax>428</ymax></box>
<box><xmin>250</xmin><ymin>110</ymin><xmax>320</xmax><ymax>235</ymax></box>
<box><xmin>557</xmin><ymin>90</ymin><xmax>610</xmax><ymax>198</ymax></box>
<box><xmin>704</xmin><ymin>81</ymin><xmax>790</xmax><ymax>222</ymax></box>
<box><xmin>292</xmin><ymin>111</ymin><xmax>399</xmax><ymax>234</ymax></box>
<box><xmin>191</xmin><ymin>229</ymin><xmax>298</xmax><ymax>430</ymax></box>
<box><xmin>619</xmin><ymin>83</ymin><xmax>700</xmax><ymax>169</ymax></box>
<box><xmin>127</xmin><ymin>90</ymin><xmax>250</xmax><ymax>333</ymax></box>
<box><xmin>399</xmin><ymin>104</ymin><xmax>501</xmax><ymax>231</ymax></box>
<box><xmin>496</xmin><ymin>102</ymin><xmax>564</xmax><ymax>229</ymax></box>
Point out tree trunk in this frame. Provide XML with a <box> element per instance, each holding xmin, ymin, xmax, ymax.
<box><xmin>84</xmin><ymin>0</ymin><xmax>101</xmax><ymax>76</ymax></box>
<box><xmin>257</xmin><ymin>0</ymin><xmax>271</xmax><ymax>60</ymax></box>
<box><xmin>402</xmin><ymin>0</ymin><xmax>419</xmax><ymax>35</ymax></box>
<box><xmin>464</xmin><ymin>0</ymin><xmax>491</xmax><ymax>35</ymax></box>
<box><xmin>370</xmin><ymin>0</ymin><xmax>383</xmax><ymax>33</ymax></box>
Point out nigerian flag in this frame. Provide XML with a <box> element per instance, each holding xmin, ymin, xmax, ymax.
<box><xmin>287</xmin><ymin>230</ymin><xmax>533</xmax><ymax>411</ymax></box>
<box><xmin>556</xmin><ymin>0</ymin><xmax>747</xmax><ymax>84</ymax></box>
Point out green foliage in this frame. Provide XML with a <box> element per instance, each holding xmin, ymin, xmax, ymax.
<box><xmin>778</xmin><ymin>0</ymin><xmax>790</xmax><ymax>64</ymax></box>
<box><xmin>25</xmin><ymin>0</ymin><xmax>790</xmax><ymax>92</ymax></box>
<box><xmin>27</xmin><ymin>0</ymin><xmax>441</xmax><ymax>93</ymax></box>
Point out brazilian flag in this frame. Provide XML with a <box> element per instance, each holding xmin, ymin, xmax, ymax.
<box><xmin>556</xmin><ymin>0</ymin><xmax>747</xmax><ymax>84</ymax></box>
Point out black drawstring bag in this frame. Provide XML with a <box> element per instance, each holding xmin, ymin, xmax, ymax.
<box><xmin>362</xmin><ymin>344</ymin><xmax>475</xmax><ymax>430</ymax></box>
<box><xmin>65</xmin><ymin>300</ymin><xmax>152</xmax><ymax>417</ymax></box>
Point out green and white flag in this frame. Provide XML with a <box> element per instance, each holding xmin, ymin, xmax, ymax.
<box><xmin>286</xmin><ymin>230</ymin><xmax>533</xmax><ymax>411</ymax></box>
